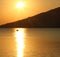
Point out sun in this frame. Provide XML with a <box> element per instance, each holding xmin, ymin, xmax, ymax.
<box><xmin>16</xmin><ymin>2</ymin><xmax>25</xmax><ymax>8</ymax></box>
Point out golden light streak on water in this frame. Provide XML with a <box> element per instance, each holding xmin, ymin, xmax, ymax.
<box><xmin>15</xmin><ymin>28</ymin><xmax>25</xmax><ymax>57</ymax></box>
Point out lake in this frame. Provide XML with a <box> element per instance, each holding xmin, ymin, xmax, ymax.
<box><xmin>0</xmin><ymin>28</ymin><xmax>60</xmax><ymax>57</ymax></box>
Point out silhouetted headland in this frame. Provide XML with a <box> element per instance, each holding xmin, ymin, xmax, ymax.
<box><xmin>0</xmin><ymin>7</ymin><xmax>60</xmax><ymax>28</ymax></box>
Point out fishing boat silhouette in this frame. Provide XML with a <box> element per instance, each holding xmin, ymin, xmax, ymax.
<box><xmin>16</xmin><ymin>29</ymin><xmax>19</xmax><ymax>31</ymax></box>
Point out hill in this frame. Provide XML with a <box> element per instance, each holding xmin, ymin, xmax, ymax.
<box><xmin>0</xmin><ymin>7</ymin><xmax>60</xmax><ymax>28</ymax></box>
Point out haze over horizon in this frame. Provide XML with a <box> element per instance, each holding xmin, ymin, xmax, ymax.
<box><xmin>0</xmin><ymin>0</ymin><xmax>60</xmax><ymax>25</ymax></box>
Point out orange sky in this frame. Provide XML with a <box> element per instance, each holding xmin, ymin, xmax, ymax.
<box><xmin>0</xmin><ymin>0</ymin><xmax>60</xmax><ymax>25</ymax></box>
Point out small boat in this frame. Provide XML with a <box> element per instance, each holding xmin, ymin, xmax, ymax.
<box><xmin>16</xmin><ymin>29</ymin><xmax>19</xmax><ymax>31</ymax></box>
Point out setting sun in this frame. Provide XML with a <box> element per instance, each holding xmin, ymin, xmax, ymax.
<box><xmin>16</xmin><ymin>2</ymin><xmax>25</xmax><ymax>9</ymax></box>
<box><xmin>1</xmin><ymin>0</ymin><xmax>60</xmax><ymax>25</ymax></box>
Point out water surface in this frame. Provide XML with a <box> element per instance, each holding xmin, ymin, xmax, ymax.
<box><xmin>0</xmin><ymin>28</ymin><xmax>60</xmax><ymax>57</ymax></box>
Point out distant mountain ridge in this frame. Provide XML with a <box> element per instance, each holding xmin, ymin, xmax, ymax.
<box><xmin>0</xmin><ymin>7</ymin><xmax>60</xmax><ymax>28</ymax></box>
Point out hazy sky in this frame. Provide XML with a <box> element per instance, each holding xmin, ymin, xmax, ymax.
<box><xmin>0</xmin><ymin>0</ymin><xmax>60</xmax><ymax>25</ymax></box>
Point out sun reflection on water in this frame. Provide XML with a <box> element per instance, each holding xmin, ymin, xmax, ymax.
<box><xmin>14</xmin><ymin>28</ymin><xmax>25</xmax><ymax>57</ymax></box>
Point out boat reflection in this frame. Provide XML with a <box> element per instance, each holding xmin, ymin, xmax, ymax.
<box><xmin>14</xmin><ymin>28</ymin><xmax>25</xmax><ymax>57</ymax></box>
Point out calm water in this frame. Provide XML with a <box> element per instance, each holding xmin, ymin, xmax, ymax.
<box><xmin>0</xmin><ymin>28</ymin><xmax>60</xmax><ymax>57</ymax></box>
